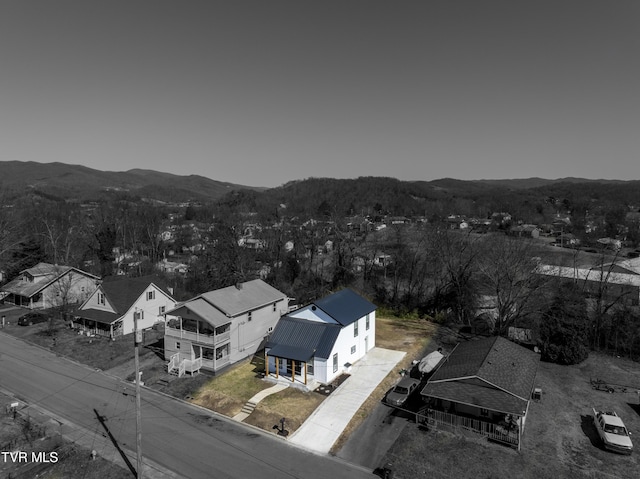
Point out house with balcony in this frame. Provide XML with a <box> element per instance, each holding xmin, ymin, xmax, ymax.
<box><xmin>164</xmin><ymin>279</ymin><xmax>288</xmax><ymax>377</ymax></box>
<box><xmin>71</xmin><ymin>275</ymin><xmax>177</xmax><ymax>339</ymax></box>
<box><xmin>265</xmin><ymin>288</ymin><xmax>377</xmax><ymax>387</ymax></box>
<box><xmin>0</xmin><ymin>262</ymin><xmax>99</xmax><ymax>310</ymax></box>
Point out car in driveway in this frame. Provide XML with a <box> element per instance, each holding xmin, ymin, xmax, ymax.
<box><xmin>592</xmin><ymin>408</ymin><xmax>633</xmax><ymax>454</ymax></box>
<box><xmin>17</xmin><ymin>311</ymin><xmax>49</xmax><ymax>326</ymax></box>
<box><xmin>385</xmin><ymin>377</ymin><xmax>420</xmax><ymax>408</ymax></box>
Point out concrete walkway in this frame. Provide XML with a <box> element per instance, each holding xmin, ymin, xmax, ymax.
<box><xmin>289</xmin><ymin>347</ymin><xmax>406</xmax><ymax>454</ymax></box>
<box><xmin>232</xmin><ymin>382</ymin><xmax>289</xmax><ymax>422</ymax></box>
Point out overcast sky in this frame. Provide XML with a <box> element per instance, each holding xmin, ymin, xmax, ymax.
<box><xmin>1</xmin><ymin>1</ymin><xmax>638</xmax><ymax>187</ymax></box>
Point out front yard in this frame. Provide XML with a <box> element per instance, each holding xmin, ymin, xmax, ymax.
<box><xmin>382</xmin><ymin>352</ymin><xmax>640</xmax><ymax>479</ymax></box>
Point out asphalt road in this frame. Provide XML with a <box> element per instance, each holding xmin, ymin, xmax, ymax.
<box><xmin>0</xmin><ymin>331</ymin><xmax>374</xmax><ymax>479</ymax></box>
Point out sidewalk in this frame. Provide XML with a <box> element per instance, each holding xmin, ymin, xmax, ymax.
<box><xmin>289</xmin><ymin>347</ymin><xmax>405</xmax><ymax>454</ymax></box>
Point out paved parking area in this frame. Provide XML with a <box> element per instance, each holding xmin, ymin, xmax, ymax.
<box><xmin>289</xmin><ymin>347</ymin><xmax>406</xmax><ymax>454</ymax></box>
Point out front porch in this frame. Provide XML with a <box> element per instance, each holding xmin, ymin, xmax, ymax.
<box><xmin>266</xmin><ymin>354</ymin><xmax>315</xmax><ymax>388</ymax></box>
<box><xmin>417</xmin><ymin>407</ymin><xmax>522</xmax><ymax>450</ymax></box>
<box><xmin>71</xmin><ymin>317</ymin><xmax>121</xmax><ymax>339</ymax></box>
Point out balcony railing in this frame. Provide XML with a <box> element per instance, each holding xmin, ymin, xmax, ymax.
<box><xmin>165</xmin><ymin>324</ymin><xmax>230</xmax><ymax>345</ymax></box>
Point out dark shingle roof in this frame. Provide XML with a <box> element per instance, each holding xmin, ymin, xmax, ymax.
<box><xmin>100</xmin><ymin>275</ymin><xmax>172</xmax><ymax>315</ymax></box>
<box><xmin>421</xmin><ymin>336</ymin><xmax>540</xmax><ymax>416</ymax></box>
<box><xmin>313</xmin><ymin>288</ymin><xmax>376</xmax><ymax>326</ymax></box>
<box><xmin>266</xmin><ymin>316</ymin><xmax>341</xmax><ymax>360</ymax></box>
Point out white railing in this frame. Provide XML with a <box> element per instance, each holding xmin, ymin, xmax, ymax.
<box><xmin>215</xmin><ymin>356</ymin><xmax>231</xmax><ymax>368</ymax></box>
<box><xmin>168</xmin><ymin>353</ymin><xmax>180</xmax><ymax>374</ymax></box>
<box><xmin>183</xmin><ymin>357</ymin><xmax>203</xmax><ymax>374</ymax></box>
<box><xmin>168</xmin><ymin>354</ymin><xmax>202</xmax><ymax>378</ymax></box>
<box><xmin>165</xmin><ymin>324</ymin><xmax>230</xmax><ymax>345</ymax></box>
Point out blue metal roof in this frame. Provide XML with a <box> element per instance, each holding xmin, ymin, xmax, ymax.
<box><xmin>312</xmin><ymin>288</ymin><xmax>376</xmax><ymax>326</ymax></box>
<box><xmin>266</xmin><ymin>316</ymin><xmax>341</xmax><ymax>360</ymax></box>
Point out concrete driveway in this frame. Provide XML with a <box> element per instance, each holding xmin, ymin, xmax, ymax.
<box><xmin>289</xmin><ymin>347</ymin><xmax>406</xmax><ymax>454</ymax></box>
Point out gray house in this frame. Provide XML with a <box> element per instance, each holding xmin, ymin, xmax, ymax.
<box><xmin>164</xmin><ymin>279</ymin><xmax>288</xmax><ymax>376</ymax></box>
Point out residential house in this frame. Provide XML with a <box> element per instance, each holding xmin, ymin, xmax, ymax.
<box><xmin>0</xmin><ymin>262</ymin><xmax>99</xmax><ymax>310</ymax></box>
<box><xmin>164</xmin><ymin>279</ymin><xmax>288</xmax><ymax>376</ymax></box>
<box><xmin>509</xmin><ymin>225</ymin><xmax>540</xmax><ymax>239</ymax></box>
<box><xmin>71</xmin><ymin>275</ymin><xmax>177</xmax><ymax>339</ymax></box>
<box><xmin>420</xmin><ymin>336</ymin><xmax>540</xmax><ymax>450</ymax></box>
<box><xmin>265</xmin><ymin>288</ymin><xmax>376</xmax><ymax>386</ymax></box>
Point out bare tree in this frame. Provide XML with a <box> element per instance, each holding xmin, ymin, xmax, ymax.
<box><xmin>476</xmin><ymin>234</ymin><xmax>548</xmax><ymax>336</ymax></box>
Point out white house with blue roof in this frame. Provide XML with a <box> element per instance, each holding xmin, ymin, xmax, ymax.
<box><xmin>265</xmin><ymin>288</ymin><xmax>376</xmax><ymax>386</ymax></box>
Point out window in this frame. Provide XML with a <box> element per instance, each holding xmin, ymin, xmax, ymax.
<box><xmin>480</xmin><ymin>408</ymin><xmax>489</xmax><ymax>417</ymax></box>
<box><xmin>147</xmin><ymin>290</ymin><xmax>155</xmax><ymax>301</ymax></box>
<box><xmin>307</xmin><ymin>360</ymin><xmax>314</xmax><ymax>375</ymax></box>
<box><xmin>351</xmin><ymin>345</ymin><xmax>356</xmax><ymax>354</ymax></box>
<box><xmin>159</xmin><ymin>306</ymin><xmax>166</xmax><ymax>315</ymax></box>
<box><xmin>247</xmin><ymin>311</ymin><xmax>252</xmax><ymax>321</ymax></box>
<box><xmin>202</xmin><ymin>347</ymin><xmax>214</xmax><ymax>360</ymax></box>
<box><xmin>176</xmin><ymin>341</ymin><xmax>181</xmax><ymax>350</ymax></box>
<box><xmin>366</xmin><ymin>314</ymin><xmax>370</xmax><ymax>331</ymax></box>
<box><xmin>333</xmin><ymin>353</ymin><xmax>338</xmax><ymax>373</ymax></box>
<box><xmin>272</xmin><ymin>302</ymin><xmax>277</xmax><ymax>312</ymax></box>
<box><xmin>98</xmin><ymin>293</ymin><xmax>105</xmax><ymax>305</ymax></box>
<box><xmin>354</xmin><ymin>321</ymin><xmax>358</xmax><ymax>337</ymax></box>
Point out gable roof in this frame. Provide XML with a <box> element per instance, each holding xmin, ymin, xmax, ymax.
<box><xmin>168</xmin><ymin>298</ymin><xmax>231</xmax><ymax>328</ymax></box>
<box><xmin>99</xmin><ymin>275</ymin><xmax>172</xmax><ymax>315</ymax></box>
<box><xmin>0</xmin><ymin>262</ymin><xmax>99</xmax><ymax>298</ymax></box>
<box><xmin>74</xmin><ymin>275</ymin><xmax>175</xmax><ymax>324</ymax></box>
<box><xmin>197</xmin><ymin>279</ymin><xmax>287</xmax><ymax>317</ymax></box>
<box><xmin>266</xmin><ymin>316</ymin><xmax>341</xmax><ymax>361</ymax></box>
<box><xmin>421</xmin><ymin>336</ymin><xmax>540</xmax><ymax>416</ymax></box>
<box><xmin>312</xmin><ymin>288</ymin><xmax>376</xmax><ymax>326</ymax></box>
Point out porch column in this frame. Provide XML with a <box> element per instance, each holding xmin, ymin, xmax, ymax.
<box><xmin>275</xmin><ymin>357</ymin><xmax>279</xmax><ymax>379</ymax></box>
<box><xmin>304</xmin><ymin>363</ymin><xmax>307</xmax><ymax>385</ymax></box>
<box><xmin>291</xmin><ymin>360</ymin><xmax>295</xmax><ymax>382</ymax></box>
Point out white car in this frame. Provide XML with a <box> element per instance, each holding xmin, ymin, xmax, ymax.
<box><xmin>592</xmin><ymin>408</ymin><xmax>633</xmax><ymax>455</ymax></box>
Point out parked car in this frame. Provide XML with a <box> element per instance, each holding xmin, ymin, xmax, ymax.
<box><xmin>385</xmin><ymin>377</ymin><xmax>420</xmax><ymax>407</ymax></box>
<box><xmin>17</xmin><ymin>312</ymin><xmax>49</xmax><ymax>326</ymax></box>
<box><xmin>592</xmin><ymin>408</ymin><xmax>633</xmax><ymax>454</ymax></box>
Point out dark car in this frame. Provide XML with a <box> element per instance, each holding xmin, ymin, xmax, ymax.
<box><xmin>17</xmin><ymin>311</ymin><xmax>50</xmax><ymax>326</ymax></box>
<box><xmin>385</xmin><ymin>377</ymin><xmax>420</xmax><ymax>407</ymax></box>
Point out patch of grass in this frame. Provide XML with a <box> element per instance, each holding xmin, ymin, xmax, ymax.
<box><xmin>244</xmin><ymin>387</ymin><xmax>325</xmax><ymax>433</ymax></box>
<box><xmin>191</xmin><ymin>356</ymin><xmax>272</xmax><ymax>417</ymax></box>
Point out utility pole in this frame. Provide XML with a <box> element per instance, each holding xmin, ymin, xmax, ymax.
<box><xmin>134</xmin><ymin>310</ymin><xmax>143</xmax><ymax>478</ymax></box>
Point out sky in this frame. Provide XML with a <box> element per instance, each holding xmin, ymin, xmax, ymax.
<box><xmin>1</xmin><ymin>1</ymin><xmax>639</xmax><ymax>188</ymax></box>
